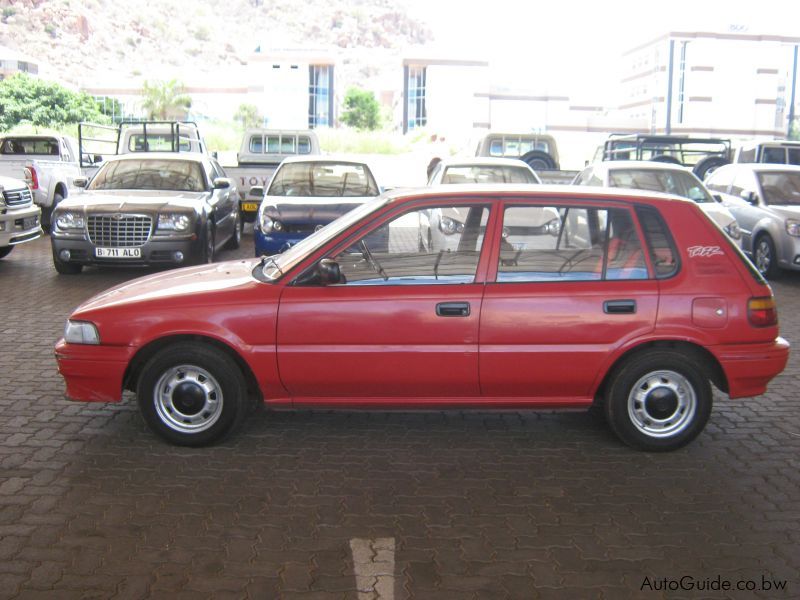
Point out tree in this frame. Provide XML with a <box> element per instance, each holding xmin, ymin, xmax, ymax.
<box><xmin>341</xmin><ymin>87</ymin><xmax>381</xmax><ymax>130</ymax></box>
<box><xmin>140</xmin><ymin>79</ymin><xmax>192</xmax><ymax>120</ymax></box>
<box><xmin>0</xmin><ymin>73</ymin><xmax>108</xmax><ymax>131</ymax></box>
<box><xmin>233</xmin><ymin>103</ymin><xmax>262</xmax><ymax>128</ymax></box>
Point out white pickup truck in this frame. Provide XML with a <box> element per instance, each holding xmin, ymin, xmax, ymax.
<box><xmin>0</xmin><ymin>135</ymin><xmax>81</xmax><ymax>228</ymax></box>
<box><xmin>219</xmin><ymin>129</ymin><xmax>321</xmax><ymax>224</ymax></box>
<box><xmin>0</xmin><ymin>175</ymin><xmax>42</xmax><ymax>259</ymax></box>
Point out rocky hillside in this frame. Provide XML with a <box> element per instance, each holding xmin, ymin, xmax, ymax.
<box><xmin>0</xmin><ymin>0</ymin><xmax>434</xmax><ymax>88</ymax></box>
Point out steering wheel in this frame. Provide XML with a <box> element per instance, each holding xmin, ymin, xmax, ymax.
<box><xmin>359</xmin><ymin>240</ymin><xmax>388</xmax><ymax>280</ymax></box>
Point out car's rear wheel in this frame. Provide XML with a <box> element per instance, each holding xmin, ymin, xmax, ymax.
<box><xmin>136</xmin><ymin>342</ymin><xmax>248</xmax><ymax>446</ymax></box>
<box><xmin>604</xmin><ymin>350</ymin><xmax>712</xmax><ymax>451</ymax></box>
<box><xmin>42</xmin><ymin>192</ymin><xmax>64</xmax><ymax>232</ymax></box>
<box><xmin>753</xmin><ymin>233</ymin><xmax>779</xmax><ymax>279</ymax></box>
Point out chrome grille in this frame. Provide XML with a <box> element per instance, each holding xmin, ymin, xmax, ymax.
<box><xmin>2</xmin><ymin>187</ymin><xmax>33</xmax><ymax>207</ymax></box>
<box><xmin>87</xmin><ymin>215</ymin><xmax>152</xmax><ymax>247</ymax></box>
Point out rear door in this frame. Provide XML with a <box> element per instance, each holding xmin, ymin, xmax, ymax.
<box><xmin>479</xmin><ymin>199</ymin><xmax>659</xmax><ymax>401</ymax></box>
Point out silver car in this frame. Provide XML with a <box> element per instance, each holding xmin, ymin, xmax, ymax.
<box><xmin>706</xmin><ymin>163</ymin><xmax>800</xmax><ymax>278</ymax></box>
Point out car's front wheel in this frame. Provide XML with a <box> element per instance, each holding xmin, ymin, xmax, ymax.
<box><xmin>604</xmin><ymin>350</ymin><xmax>712</xmax><ymax>451</ymax></box>
<box><xmin>136</xmin><ymin>342</ymin><xmax>248</xmax><ymax>446</ymax></box>
<box><xmin>0</xmin><ymin>246</ymin><xmax>13</xmax><ymax>259</ymax></box>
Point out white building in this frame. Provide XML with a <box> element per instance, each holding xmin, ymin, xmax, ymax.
<box><xmin>617</xmin><ymin>30</ymin><xmax>800</xmax><ymax>139</ymax></box>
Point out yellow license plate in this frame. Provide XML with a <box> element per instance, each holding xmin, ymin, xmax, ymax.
<box><xmin>242</xmin><ymin>202</ymin><xmax>259</xmax><ymax>212</ymax></box>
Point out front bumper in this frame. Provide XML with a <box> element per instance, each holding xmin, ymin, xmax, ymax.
<box><xmin>776</xmin><ymin>233</ymin><xmax>800</xmax><ymax>271</ymax></box>
<box><xmin>715</xmin><ymin>337</ymin><xmax>790</xmax><ymax>398</ymax></box>
<box><xmin>51</xmin><ymin>234</ymin><xmax>201</xmax><ymax>267</ymax></box>
<box><xmin>254</xmin><ymin>228</ymin><xmax>310</xmax><ymax>255</ymax></box>
<box><xmin>55</xmin><ymin>339</ymin><xmax>135</xmax><ymax>403</ymax></box>
<box><xmin>0</xmin><ymin>204</ymin><xmax>42</xmax><ymax>246</ymax></box>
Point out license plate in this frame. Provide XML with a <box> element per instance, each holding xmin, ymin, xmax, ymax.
<box><xmin>242</xmin><ymin>202</ymin><xmax>259</xmax><ymax>212</ymax></box>
<box><xmin>95</xmin><ymin>247</ymin><xmax>142</xmax><ymax>258</ymax></box>
<box><xmin>22</xmin><ymin>217</ymin><xmax>38</xmax><ymax>229</ymax></box>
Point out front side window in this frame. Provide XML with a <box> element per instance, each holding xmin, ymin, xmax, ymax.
<box><xmin>332</xmin><ymin>205</ymin><xmax>489</xmax><ymax>285</ymax></box>
<box><xmin>497</xmin><ymin>205</ymin><xmax>648</xmax><ymax>282</ymax></box>
<box><xmin>762</xmin><ymin>147</ymin><xmax>786</xmax><ymax>163</ymax></box>
<box><xmin>609</xmin><ymin>168</ymin><xmax>714</xmax><ymax>203</ymax></box>
<box><xmin>757</xmin><ymin>171</ymin><xmax>800</xmax><ymax>206</ymax></box>
<box><xmin>268</xmin><ymin>162</ymin><xmax>379</xmax><ymax>197</ymax></box>
<box><xmin>88</xmin><ymin>159</ymin><xmax>206</xmax><ymax>192</ymax></box>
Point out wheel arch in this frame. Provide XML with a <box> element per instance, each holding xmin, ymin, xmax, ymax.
<box><xmin>594</xmin><ymin>340</ymin><xmax>728</xmax><ymax>405</ymax></box>
<box><xmin>54</xmin><ymin>182</ymin><xmax>68</xmax><ymax>200</ymax></box>
<box><xmin>122</xmin><ymin>334</ymin><xmax>262</xmax><ymax>403</ymax></box>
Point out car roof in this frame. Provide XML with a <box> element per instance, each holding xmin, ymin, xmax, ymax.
<box><xmin>592</xmin><ymin>160</ymin><xmax>693</xmax><ymax>172</ymax></box>
<box><xmin>279</xmin><ymin>155</ymin><xmax>372</xmax><ymax>166</ymax></box>
<box><xmin>726</xmin><ymin>163</ymin><xmax>800</xmax><ymax>173</ymax></box>
<box><xmin>381</xmin><ymin>184</ymin><xmax>696</xmax><ymax>207</ymax></box>
<box><xmin>438</xmin><ymin>157</ymin><xmax>534</xmax><ymax>169</ymax></box>
<box><xmin>104</xmin><ymin>152</ymin><xmax>208</xmax><ymax>163</ymax></box>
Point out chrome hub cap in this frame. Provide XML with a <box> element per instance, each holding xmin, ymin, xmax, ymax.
<box><xmin>154</xmin><ymin>365</ymin><xmax>223</xmax><ymax>433</ymax></box>
<box><xmin>628</xmin><ymin>370</ymin><xmax>696</xmax><ymax>438</ymax></box>
<box><xmin>755</xmin><ymin>240</ymin><xmax>771</xmax><ymax>274</ymax></box>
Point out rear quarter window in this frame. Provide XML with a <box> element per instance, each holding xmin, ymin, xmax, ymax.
<box><xmin>635</xmin><ymin>206</ymin><xmax>680</xmax><ymax>279</ymax></box>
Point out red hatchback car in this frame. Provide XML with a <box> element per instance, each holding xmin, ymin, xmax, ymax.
<box><xmin>55</xmin><ymin>186</ymin><xmax>789</xmax><ymax>451</ymax></box>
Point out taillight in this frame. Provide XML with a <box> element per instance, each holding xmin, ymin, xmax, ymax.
<box><xmin>748</xmin><ymin>296</ymin><xmax>778</xmax><ymax>327</ymax></box>
<box><xmin>24</xmin><ymin>166</ymin><xmax>39</xmax><ymax>190</ymax></box>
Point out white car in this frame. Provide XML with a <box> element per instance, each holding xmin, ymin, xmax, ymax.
<box><xmin>428</xmin><ymin>157</ymin><xmax>542</xmax><ymax>185</ymax></box>
<box><xmin>574</xmin><ymin>161</ymin><xmax>742</xmax><ymax>245</ymax></box>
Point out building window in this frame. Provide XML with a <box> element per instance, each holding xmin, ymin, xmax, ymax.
<box><xmin>406</xmin><ymin>66</ymin><xmax>427</xmax><ymax>131</ymax></box>
<box><xmin>308</xmin><ymin>65</ymin><xmax>333</xmax><ymax>128</ymax></box>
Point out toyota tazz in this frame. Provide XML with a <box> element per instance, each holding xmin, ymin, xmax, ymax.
<box><xmin>55</xmin><ymin>186</ymin><xmax>789</xmax><ymax>450</ymax></box>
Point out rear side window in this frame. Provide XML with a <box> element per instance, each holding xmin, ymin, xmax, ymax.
<box><xmin>496</xmin><ymin>206</ymin><xmax>647</xmax><ymax>282</ymax></box>
<box><xmin>635</xmin><ymin>206</ymin><xmax>679</xmax><ymax>279</ymax></box>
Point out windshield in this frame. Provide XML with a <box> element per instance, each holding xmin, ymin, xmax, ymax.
<box><xmin>261</xmin><ymin>195</ymin><xmax>391</xmax><ymax>279</ymax></box>
<box><xmin>267</xmin><ymin>161</ymin><xmax>379</xmax><ymax>197</ymax></box>
<box><xmin>609</xmin><ymin>168</ymin><xmax>715</xmax><ymax>203</ymax></box>
<box><xmin>442</xmin><ymin>165</ymin><xmax>539</xmax><ymax>184</ymax></box>
<box><xmin>757</xmin><ymin>171</ymin><xmax>800</xmax><ymax>206</ymax></box>
<box><xmin>89</xmin><ymin>159</ymin><xmax>207</xmax><ymax>192</ymax></box>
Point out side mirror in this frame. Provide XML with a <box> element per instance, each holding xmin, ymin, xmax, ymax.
<box><xmin>93</xmin><ymin>154</ymin><xmax>103</xmax><ymax>164</ymax></box>
<box><xmin>318</xmin><ymin>258</ymin><xmax>344</xmax><ymax>285</ymax></box>
<box><xmin>742</xmin><ymin>191</ymin><xmax>758</xmax><ymax>205</ymax></box>
<box><xmin>712</xmin><ymin>194</ymin><xmax>723</xmax><ymax>203</ymax></box>
<box><xmin>73</xmin><ymin>176</ymin><xmax>88</xmax><ymax>188</ymax></box>
<box><xmin>248</xmin><ymin>186</ymin><xmax>264</xmax><ymax>198</ymax></box>
<box><xmin>213</xmin><ymin>177</ymin><xmax>232</xmax><ymax>189</ymax></box>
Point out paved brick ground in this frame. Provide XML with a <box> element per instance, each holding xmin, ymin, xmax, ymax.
<box><xmin>0</xmin><ymin>233</ymin><xmax>798</xmax><ymax>599</ymax></box>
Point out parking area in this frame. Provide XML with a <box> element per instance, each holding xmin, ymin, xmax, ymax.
<box><xmin>0</xmin><ymin>233</ymin><xmax>798</xmax><ymax>599</ymax></box>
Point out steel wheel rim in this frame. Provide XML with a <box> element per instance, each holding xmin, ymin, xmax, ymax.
<box><xmin>755</xmin><ymin>239</ymin><xmax>771</xmax><ymax>274</ymax></box>
<box><xmin>627</xmin><ymin>370</ymin><xmax>696</xmax><ymax>438</ymax></box>
<box><xmin>154</xmin><ymin>365</ymin><xmax>223</xmax><ymax>433</ymax></box>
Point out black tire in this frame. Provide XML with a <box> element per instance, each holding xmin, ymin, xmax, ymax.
<box><xmin>0</xmin><ymin>246</ymin><xmax>13</xmax><ymax>259</ymax></box>
<box><xmin>753</xmin><ymin>233</ymin><xmax>779</xmax><ymax>279</ymax></box>
<box><xmin>604</xmin><ymin>350</ymin><xmax>712</xmax><ymax>451</ymax></box>
<box><xmin>651</xmin><ymin>155</ymin><xmax>681</xmax><ymax>165</ymax></box>
<box><xmin>197</xmin><ymin>221</ymin><xmax>215</xmax><ymax>264</ymax></box>
<box><xmin>42</xmin><ymin>192</ymin><xmax>64</xmax><ymax>232</ymax></box>
<box><xmin>224</xmin><ymin>212</ymin><xmax>242</xmax><ymax>250</ymax></box>
<box><xmin>520</xmin><ymin>150</ymin><xmax>557</xmax><ymax>171</ymax></box>
<box><xmin>136</xmin><ymin>342</ymin><xmax>248</xmax><ymax>446</ymax></box>
<box><xmin>51</xmin><ymin>248</ymin><xmax>82</xmax><ymax>274</ymax></box>
<box><xmin>693</xmin><ymin>156</ymin><xmax>729</xmax><ymax>181</ymax></box>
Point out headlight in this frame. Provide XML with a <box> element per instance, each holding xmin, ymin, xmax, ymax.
<box><xmin>785</xmin><ymin>219</ymin><xmax>800</xmax><ymax>237</ymax></box>
<box><xmin>724</xmin><ymin>220</ymin><xmax>742</xmax><ymax>240</ymax></box>
<box><xmin>55</xmin><ymin>212</ymin><xmax>85</xmax><ymax>231</ymax></box>
<box><xmin>439</xmin><ymin>216</ymin><xmax>464</xmax><ymax>235</ymax></box>
<box><xmin>64</xmin><ymin>320</ymin><xmax>100</xmax><ymax>345</ymax></box>
<box><xmin>544</xmin><ymin>218</ymin><xmax>561</xmax><ymax>236</ymax></box>
<box><xmin>259</xmin><ymin>212</ymin><xmax>283</xmax><ymax>233</ymax></box>
<box><xmin>157</xmin><ymin>213</ymin><xmax>191</xmax><ymax>232</ymax></box>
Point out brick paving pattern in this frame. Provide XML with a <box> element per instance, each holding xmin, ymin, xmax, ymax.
<box><xmin>0</xmin><ymin>233</ymin><xmax>798</xmax><ymax>599</ymax></box>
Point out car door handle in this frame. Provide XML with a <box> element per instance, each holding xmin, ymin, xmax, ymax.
<box><xmin>436</xmin><ymin>302</ymin><xmax>470</xmax><ymax>317</ymax></box>
<box><xmin>604</xmin><ymin>299</ymin><xmax>636</xmax><ymax>314</ymax></box>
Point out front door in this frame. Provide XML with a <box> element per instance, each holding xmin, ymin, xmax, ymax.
<box><xmin>277</xmin><ymin>203</ymin><xmax>491</xmax><ymax>400</ymax></box>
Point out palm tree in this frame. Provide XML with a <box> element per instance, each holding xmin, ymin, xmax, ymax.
<box><xmin>140</xmin><ymin>79</ymin><xmax>192</xmax><ymax>120</ymax></box>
